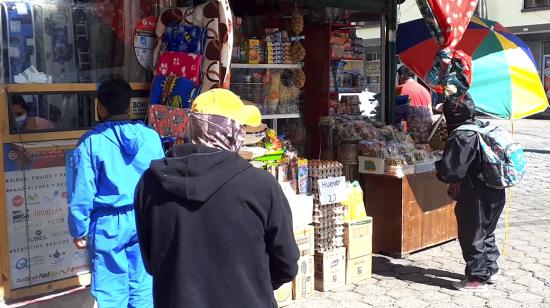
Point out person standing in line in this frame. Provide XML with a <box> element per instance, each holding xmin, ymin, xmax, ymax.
<box><xmin>436</xmin><ymin>96</ymin><xmax>506</xmax><ymax>291</ymax></box>
<box><xmin>135</xmin><ymin>89</ymin><xmax>299</xmax><ymax>308</ymax></box>
<box><xmin>68</xmin><ymin>79</ymin><xmax>164</xmax><ymax>307</ymax></box>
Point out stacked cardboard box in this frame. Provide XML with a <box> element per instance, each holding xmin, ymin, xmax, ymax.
<box><xmin>274</xmin><ymin>282</ymin><xmax>293</xmax><ymax>307</ymax></box>
<box><xmin>314</xmin><ymin>247</ymin><xmax>346</xmax><ymax>291</ymax></box>
<box><xmin>292</xmin><ymin>226</ymin><xmax>315</xmax><ymax>300</ymax></box>
<box><xmin>344</xmin><ymin>217</ymin><xmax>373</xmax><ymax>284</ymax></box>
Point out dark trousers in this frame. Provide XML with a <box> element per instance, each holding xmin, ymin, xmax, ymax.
<box><xmin>455</xmin><ymin>198</ymin><xmax>505</xmax><ymax>281</ymax></box>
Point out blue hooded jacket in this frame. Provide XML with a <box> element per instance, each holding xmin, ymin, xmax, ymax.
<box><xmin>68</xmin><ymin>121</ymin><xmax>164</xmax><ymax>238</ymax></box>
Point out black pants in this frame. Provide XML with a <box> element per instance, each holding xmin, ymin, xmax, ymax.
<box><xmin>455</xmin><ymin>196</ymin><xmax>505</xmax><ymax>281</ymax></box>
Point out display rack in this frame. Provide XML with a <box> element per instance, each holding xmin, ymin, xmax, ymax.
<box><xmin>0</xmin><ymin>82</ymin><xmax>149</xmax><ymax>302</ymax></box>
<box><xmin>231</xmin><ymin>63</ymin><xmax>302</xmax><ymax>69</ymax></box>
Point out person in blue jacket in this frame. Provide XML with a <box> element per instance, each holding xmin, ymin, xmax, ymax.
<box><xmin>68</xmin><ymin>79</ymin><xmax>164</xmax><ymax>308</ymax></box>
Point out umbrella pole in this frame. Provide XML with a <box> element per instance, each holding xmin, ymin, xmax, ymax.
<box><xmin>503</xmin><ymin>120</ymin><xmax>515</xmax><ymax>257</ymax></box>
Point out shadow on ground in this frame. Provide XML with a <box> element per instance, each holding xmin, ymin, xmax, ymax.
<box><xmin>373</xmin><ymin>255</ymin><xmax>464</xmax><ymax>290</ymax></box>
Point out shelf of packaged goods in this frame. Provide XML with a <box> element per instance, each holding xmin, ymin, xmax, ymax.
<box><xmin>331</xmin><ymin>58</ymin><xmax>365</xmax><ymax>62</ymax></box>
<box><xmin>261</xmin><ymin>113</ymin><xmax>300</xmax><ymax>120</ymax></box>
<box><xmin>231</xmin><ymin>63</ymin><xmax>302</xmax><ymax>69</ymax></box>
<box><xmin>4</xmin><ymin>83</ymin><xmax>151</xmax><ymax>93</ymax></box>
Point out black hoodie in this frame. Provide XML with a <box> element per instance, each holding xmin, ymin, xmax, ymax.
<box><xmin>135</xmin><ymin>144</ymin><xmax>299</xmax><ymax>308</ymax></box>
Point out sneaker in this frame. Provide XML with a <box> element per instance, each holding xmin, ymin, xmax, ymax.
<box><xmin>487</xmin><ymin>271</ymin><xmax>500</xmax><ymax>284</ymax></box>
<box><xmin>452</xmin><ymin>279</ymin><xmax>489</xmax><ymax>292</ymax></box>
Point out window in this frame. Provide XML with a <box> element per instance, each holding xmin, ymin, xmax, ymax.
<box><xmin>524</xmin><ymin>0</ymin><xmax>550</xmax><ymax>9</ymax></box>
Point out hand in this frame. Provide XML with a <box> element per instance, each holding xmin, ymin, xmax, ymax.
<box><xmin>73</xmin><ymin>238</ymin><xmax>87</xmax><ymax>249</ymax></box>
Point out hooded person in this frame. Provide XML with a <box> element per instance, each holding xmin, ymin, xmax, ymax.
<box><xmin>68</xmin><ymin>79</ymin><xmax>164</xmax><ymax>308</ymax></box>
<box><xmin>134</xmin><ymin>89</ymin><xmax>300</xmax><ymax>308</ymax></box>
<box><xmin>435</xmin><ymin>95</ymin><xmax>506</xmax><ymax>291</ymax></box>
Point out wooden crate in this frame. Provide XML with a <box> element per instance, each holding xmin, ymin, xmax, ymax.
<box><xmin>360</xmin><ymin>171</ymin><xmax>457</xmax><ymax>257</ymax></box>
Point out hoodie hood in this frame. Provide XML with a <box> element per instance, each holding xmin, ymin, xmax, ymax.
<box><xmin>94</xmin><ymin>121</ymin><xmax>144</xmax><ymax>156</ymax></box>
<box><xmin>149</xmin><ymin>144</ymin><xmax>252</xmax><ymax>202</ymax></box>
<box><xmin>444</xmin><ymin>95</ymin><xmax>476</xmax><ymax>132</ymax></box>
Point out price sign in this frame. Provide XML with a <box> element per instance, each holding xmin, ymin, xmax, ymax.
<box><xmin>317</xmin><ymin>176</ymin><xmax>347</xmax><ymax>205</ymax></box>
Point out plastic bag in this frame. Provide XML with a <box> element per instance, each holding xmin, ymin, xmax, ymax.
<box><xmin>342</xmin><ymin>181</ymin><xmax>367</xmax><ymax>223</ymax></box>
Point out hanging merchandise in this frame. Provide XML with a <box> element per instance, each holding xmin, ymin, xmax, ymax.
<box><xmin>289</xmin><ymin>41</ymin><xmax>306</xmax><ymax>63</ymax></box>
<box><xmin>134</xmin><ymin>15</ymin><xmax>160</xmax><ymax>71</ymax></box>
<box><xmin>150</xmin><ymin>74</ymin><xmax>196</xmax><ymax>107</ymax></box>
<box><xmin>161</xmin><ymin>24</ymin><xmax>207</xmax><ymax>54</ymax></box>
<box><xmin>147</xmin><ymin>104</ymin><xmax>190</xmax><ymax>138</ymax></box>
<box><xmin>155</xmin><ymin>51</ymin><xmax>203</xmax><ymax>85</ymax></box>
<box><xmin>292</xmin><ymin>68</ymin><xmax>306</xmax><ymax>89</ymax></box>
<box><xmin>153</xmin><ymin>0</ymin><xmax>234</xmax><ymax>93</ymax></box>
<box><xmin>291</xmin><ymin>7</ymin><xmax>304</xmax><ymax>35</ymax></box>
<box><xmin>415</xmin><ymin>0</ymin><xmax>478</xmax><ymax>98</ymax></box>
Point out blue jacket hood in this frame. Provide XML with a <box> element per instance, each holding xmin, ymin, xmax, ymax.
<box><xmin>94</xmin><ymin>121</ymin><xmax>143</xmax><ymax>156</ymax></box>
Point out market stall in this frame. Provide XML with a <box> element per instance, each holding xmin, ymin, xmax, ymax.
<box><xmin>0</xmin><ymin>0</ymin><xmax>169</xmax><ymax>302</ymax></box>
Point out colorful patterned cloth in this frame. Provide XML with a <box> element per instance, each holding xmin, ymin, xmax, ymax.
<box><xmin>155</xmin><ymin>51</ymin><xmax>203</xmax><ymax>85</ymax></box>
<box><xmin>150</xmin><ymin>75</ymin><xmax>196</xmax><ymax>108</ymax></box>
<box><xmin>162</xmin><ymin>24</ymin><xmax>206</xmax><ymax>54</ymax></box>
<box><xmin>154</xmin><ymin>0</ymin><xmax>234</xmax><ymax>93</ymax></box>
<box><xmin>148</xmin><ymin>104</ymin><xmax>190</xmax><ymax>138</ymax></box>
<box><xmin>187</xmin><ymin>112</ymin><xmax>245</xmax><ymax>152</ymax></box>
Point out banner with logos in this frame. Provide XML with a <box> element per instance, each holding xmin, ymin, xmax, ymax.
<box><xmin>3</xmin><ymin>144</ymin><xmax>90</xmax><ymax>289</ymax></box>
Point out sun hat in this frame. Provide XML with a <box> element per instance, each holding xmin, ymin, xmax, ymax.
<box><xmin>191</xmin><ymin>88</ymin><xmax>262</xmax><ymax>127</ymax></box>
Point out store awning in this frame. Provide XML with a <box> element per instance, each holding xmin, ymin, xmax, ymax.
<box><xmin>301</xmin><ymin>0</ymin><xmax>392</xmax><ymax>13</ymax></box>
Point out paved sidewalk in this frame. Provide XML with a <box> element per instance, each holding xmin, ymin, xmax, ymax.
<box><xmin>289</xmin><ymin>120</ymin><xmax>550</xmax><ymax>307</ymax></box>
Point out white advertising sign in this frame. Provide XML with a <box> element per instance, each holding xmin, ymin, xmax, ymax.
<box><xmin>3</xmin><ymin>145</ymin><xmax>90</xmax><ymax>289</ymax></box>
<box><xmin>317</xmin><ymin>176</ymin><xmax>347</xmax><ymax>206</ymax></box>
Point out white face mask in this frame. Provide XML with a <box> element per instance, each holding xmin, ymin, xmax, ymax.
<box><xmin>15</xmin><ymin>113</ymin><xmax>27</xmax><ymax>124</ymax></box>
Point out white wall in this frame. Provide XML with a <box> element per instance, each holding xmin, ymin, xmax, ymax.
<box><xmin>357</xmin><ymin>1</ymin><xmax>422</xmax><ymax>40</ymax></box>
<box><xmin>487</xmin><ymin>0</ymin><xmax>550</xmax><ymax>27</ymax></box>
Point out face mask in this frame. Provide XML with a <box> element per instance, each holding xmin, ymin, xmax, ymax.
<box><xmin>15</xmin><ymin>113</ymin><xmax>27</xmax><ymax>124</ymax></box>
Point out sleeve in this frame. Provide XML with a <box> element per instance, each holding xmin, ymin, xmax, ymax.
<box><xmin>435</xmin><ymin>133</ymin><xmax>478</xmax><ymax>183</ymax></box>
<box><xmin>67</xmin><ymin>140</ymin><xmax>97</xmax><ymax>238</ymax></box>
<box><xmin>134</xmin><ymin>171</ymin><xmax>153</xmax><ymax>274</ymax></box>
<box><xmin>265</xmin><ymin>181</ymin><xmax>300</xmax><ymax>289</ymax></box>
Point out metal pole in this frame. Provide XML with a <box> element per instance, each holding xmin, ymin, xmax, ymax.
<box><xmin>384</xmin><ymin>0</ymin><xmax>397</xmax><ymax>125</ymax></box>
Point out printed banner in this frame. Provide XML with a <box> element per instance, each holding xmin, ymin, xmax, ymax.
<box><xmin>3</xmin><ymin>144</ymin><xmax>90</xmax><ymax>289</ymax></box>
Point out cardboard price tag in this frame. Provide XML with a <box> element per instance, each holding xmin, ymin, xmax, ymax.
<box><xmin>317</xmin><ymin>176</ymin><xmax>346</xmax><ymax>205</ymax></box>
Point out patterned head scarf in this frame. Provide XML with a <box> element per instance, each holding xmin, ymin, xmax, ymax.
<box><xmin>187</xmin><ymin>112</ymin><xmax>246</xmax><ymax>152</ymax></box>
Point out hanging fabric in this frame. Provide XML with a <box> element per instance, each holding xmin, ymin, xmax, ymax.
<box><xmin>416</xmin><ymin>0</ymin><xmax>478</xmax><ymax>99</ymax></box>
<box><xmin>153</xmin><ymin>0</ymin><xmax>234</xmax><ymax>93</ymax></box>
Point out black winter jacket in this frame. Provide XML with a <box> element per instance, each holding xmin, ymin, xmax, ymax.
<box><xmin>435</xmin><ymin>121</ymin><xmax>505</xmax><ymax>206</ymax></box>
<box><xmin>135</xmin><ymin>144</ymin><xmax>299</xmax><ymax>308</ymax></box>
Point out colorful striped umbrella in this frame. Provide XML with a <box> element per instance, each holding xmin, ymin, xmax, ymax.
<box><xmin>397</xmin><ymin>16</ymin><xmax>549</xmax><ymax>119</ymax></box>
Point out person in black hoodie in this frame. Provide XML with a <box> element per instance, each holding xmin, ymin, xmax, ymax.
<box><xmin>135</xmin><ymin>89</ymin><xmax>299</xmax><ymax>308</ymax></box>
<box><xmin>435</xmin><ymin>96</ymin><xmax>506</xmax><ymax>291</ymax></box>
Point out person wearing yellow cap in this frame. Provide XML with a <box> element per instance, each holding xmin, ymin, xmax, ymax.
<box><xmin>134</xmin><ymin>89</ymin><xmax>299</xmax><ymax>308</ymax></box>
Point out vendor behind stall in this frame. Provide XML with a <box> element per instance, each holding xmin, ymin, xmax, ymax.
<box><xmin>11</xmin><ymin>95</ymin><xmax>55</xmax><ymax>132</ymax></box>
<box><xmin>397</xmin><ymin>65</ymin><xmax>433</xmax><ymax>113</ymax></box>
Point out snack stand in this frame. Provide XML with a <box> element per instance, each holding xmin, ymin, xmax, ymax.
<box><xmin>0</xmin><ymin>0</ymin><xmax>456</xmax><ymax>305</ymax></box>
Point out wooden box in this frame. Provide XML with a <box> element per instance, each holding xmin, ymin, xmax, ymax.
<box><xmin>360</xmin><ymin>171</ymin><xmax>457</xmax><ymax>257</ymax></box>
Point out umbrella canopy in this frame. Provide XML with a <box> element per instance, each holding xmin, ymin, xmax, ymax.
<box><xmin>397</xmin><ymin>16</ymin><xmax>549</xmax><ymax>119</ymax></box>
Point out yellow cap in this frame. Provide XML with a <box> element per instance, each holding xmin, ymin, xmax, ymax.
<box><xmin>191</xmin><ymin>89</ymin><xmax>262</xmax><ymax>127</ymax></box>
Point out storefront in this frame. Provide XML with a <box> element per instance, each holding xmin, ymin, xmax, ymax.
<box><xmin>0</xmin><ymin>0</ymin><xmax>455</xmax><ymax>304</ymax></box>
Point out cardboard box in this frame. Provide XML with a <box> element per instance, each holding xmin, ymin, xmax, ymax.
<box><xmin>346</xmin><ymin>254</ymin><xmax>372</xmax><ymax>284</ymax></box>
<box><xmin>290</xmin><ymin>195</ymin><xmax>313</xmax><ymax>229</ymax></box>
<box><xmin>247</xmin><ymin>39</ymin><xmax>260</xmax><ymax>64</ymax></box>
<box><xmin>358</xmin><ymin>156</ymin><xmax>385</xmax><ymax>174</ymax></box>
<box><xmin>294</xmin><ymin>225</ymin><xmax>314</xmax><ymax>257</ymax></box>
<box><xmin>314</xmin><ymin>248</ymin><xmax>346</xmax><ymax>292</ymax></box>
<box><xmin>274</xmin><ymin>282</ymin><xmax>293</xmax><ymax>307</ymax></box>
<box><xmin>344</xmin><ymin>218</ymin><xmax>373</xmax><ymax>259</ymax></box>
<box><xmin>292</xmin><ymin>255</ymin><xmax>314</xmax><ymax>300</ymax></box>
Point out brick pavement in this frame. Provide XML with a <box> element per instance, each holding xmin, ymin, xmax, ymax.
<box><xmin>9</xmin><ymin>120</ymin><xmax>550</xmax><ymax>308</ymax></box>
<box><xmin>289</xmin><ymin>119</ymin><xmax>550</xmax><ymax>308</ymax></box>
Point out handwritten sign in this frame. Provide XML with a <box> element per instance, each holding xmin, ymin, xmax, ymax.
<box><xmin>317</xmin><ymin>176</ymin><xmax>346</xmax><ymax>205</ymax></box>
